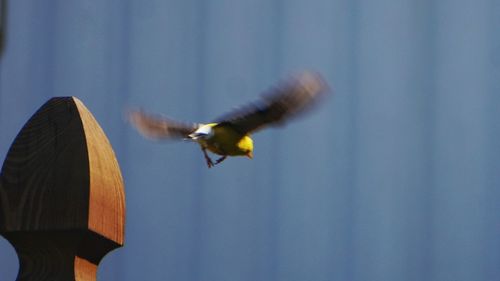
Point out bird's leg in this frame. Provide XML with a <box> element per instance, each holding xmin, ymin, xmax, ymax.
<box><xmin>202</xmin><ymin>147</ymin><xmax>214</xmax><ymax>168</ymax></box>
<box><xmin>214</xmin><ymin>155</ymin><xmax>227</xmax><ymax>165</ymax></box>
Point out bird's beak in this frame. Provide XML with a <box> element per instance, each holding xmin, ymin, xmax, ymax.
<box><xmin>246</xmin><ymin>152</ymin><xmax>253</xmax><ymax>159</ymax></box>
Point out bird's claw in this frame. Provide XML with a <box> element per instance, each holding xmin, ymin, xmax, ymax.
<box><xmin>215</xmin><ymin>156</ymin><xmax>227</xmax><ymax>165</ymax></box>
<box><xmin>202</xmin><ymin>148</ymin><xmax>227</xmax><ymax>168</ymax></box>
<box><xmin>202</xmin><ymin>148</ymin><xmax>215</xmax><ymax>168</ymax></box>
<box><xmin>205</xmin><ymin>155</ymin><xmax>227</xmax><ymax>168</ymax></box>
<box><xmin>204</xmin><ymin>155</ymin><xmax>215</xmax><ymax>168</ymax></box>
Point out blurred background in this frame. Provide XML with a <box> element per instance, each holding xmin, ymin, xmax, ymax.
<box><xmin>1</xmin><ymin>0</ymin><xmax>499</xmax><ymax>280</ymax></box>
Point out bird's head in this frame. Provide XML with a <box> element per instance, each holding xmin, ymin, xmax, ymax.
<box><xmin>238</xmin><ymin>136</ymin><xmax>254</xmax><ymax>159</ymax></box>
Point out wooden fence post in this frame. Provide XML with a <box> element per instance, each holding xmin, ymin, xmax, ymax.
<box><xmin>0</xmin><ymin>97</ymin><xmax>126</xmax><ymax>281</ymax></box>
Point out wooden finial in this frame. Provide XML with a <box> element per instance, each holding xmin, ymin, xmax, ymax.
<box><xmin>0</xmin><ymin>97</ymin><xmax>126</xmax><ymax>281</ymax></box>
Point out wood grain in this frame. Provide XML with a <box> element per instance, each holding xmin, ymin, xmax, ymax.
<box><xmin>0</xmin><ymin>97</ymin><xmax>126</xmax><ymax>281</ymax></box>
<box><xmin>74</xmin><ymin>99</ymin><xmax>125</xmax><ymax>245</ymax></box>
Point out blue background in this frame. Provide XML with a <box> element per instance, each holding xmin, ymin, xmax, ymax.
<box><xmin>1</xmin><ymin>0</ymin><xmax>500</xmax><ymax>280</ymax></box>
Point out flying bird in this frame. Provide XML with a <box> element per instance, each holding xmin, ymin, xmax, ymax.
<box><xmin>127</xmin><ymin>72</ymin><xmax>329</xmax><ymax>168</ymax></box>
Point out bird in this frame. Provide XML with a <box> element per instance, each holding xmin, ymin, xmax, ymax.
<box><xmin>127</xmin><ymin>71</ymin><xmax>330</xmax><ymax>168</ymax></box>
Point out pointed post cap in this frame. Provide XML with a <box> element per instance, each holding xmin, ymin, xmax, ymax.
<box><xmin>0</xmin><ymin>97</ymin><xmax>126</xmax><ymax>280</ymax></box>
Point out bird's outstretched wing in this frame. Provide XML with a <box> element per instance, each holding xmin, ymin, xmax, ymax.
<box><xmin>215</xmin><ymin>71</ymin><xmax>329</xmax><ymax>135</ymax></box>
<box><xmin>127</xmin><ymin>109</ymin><xmax>198</xmax><ymax>140</ymax></box>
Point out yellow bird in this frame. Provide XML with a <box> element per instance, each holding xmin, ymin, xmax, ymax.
<box><xmin>127</xmin><ymin>72</ymin><xmax>329</xmax><ymax>168</ymax></box>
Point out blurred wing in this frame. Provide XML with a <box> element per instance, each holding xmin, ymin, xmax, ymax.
<box><xmin>127</xmin><ymin>109</ymin><xmax>198</xmax><ymax>140</ymax></box>
<box><xmin>216</xmin><ymin>71</ymin><xmax>329</xmax><ymax>134</ymax></box>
